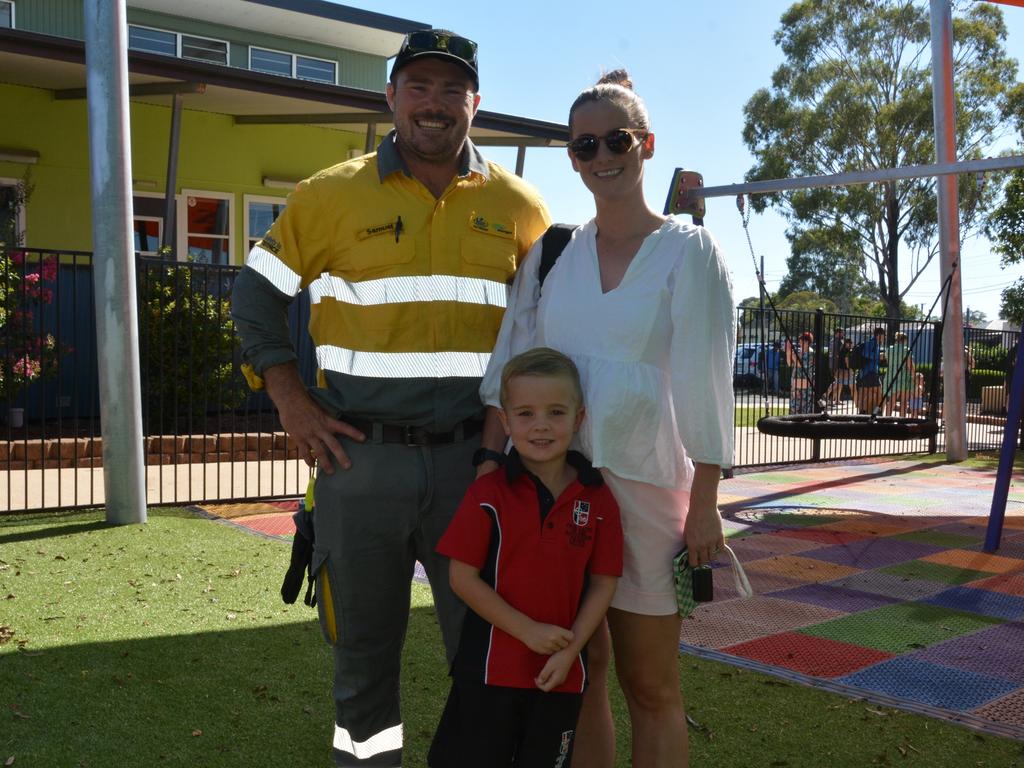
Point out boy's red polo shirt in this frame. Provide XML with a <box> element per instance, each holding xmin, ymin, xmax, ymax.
<box><xmin>437</xmin><ymin>450</ymin><xmax>622</xmax><ymax>694</ymax></box>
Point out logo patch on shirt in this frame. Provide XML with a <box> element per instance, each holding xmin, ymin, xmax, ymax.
<box><xmin>572</xmin><ymin>500</ymin><xmax>590</xmax><ymax>527</ymax></box>
<box><xmin>469</xmin><ymin>214</ymin><xmax>515</xmax><ymax>239</ymax></box>
<box><xmin>257</xmin><ymin>235</ymin><xmax>282</xmax><ymax>255</ymax></box>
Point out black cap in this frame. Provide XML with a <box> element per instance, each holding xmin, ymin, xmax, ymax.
<box><xmin>390</xmin><ymin>30</ymin><xmax>479</xmax><ymax>90</ymax></box>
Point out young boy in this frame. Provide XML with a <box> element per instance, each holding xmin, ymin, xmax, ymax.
<box><xmin>429</xmin><ymin>347</ymin><xmax>622</xmax><ymax>768</ymax></box>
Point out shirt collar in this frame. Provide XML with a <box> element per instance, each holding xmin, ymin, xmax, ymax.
<box><xmin>505</xmin><ymin>448</ymin><xmax>603</xmax><ymax>487</ymax></box>
<box><xmin>376</xmin><ymin>129</ymin><xmax>490</xmax><ymax>183</ymax></box>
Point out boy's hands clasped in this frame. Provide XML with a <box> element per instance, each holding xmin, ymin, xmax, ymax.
<box><xmin>521</xmin><ymin>620</ymin><xmax>574</xmax><ymax>656</ymax></box>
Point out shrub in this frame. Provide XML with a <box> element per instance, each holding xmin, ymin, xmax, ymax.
<box><xmin>138</xmin><ymin>265</ymin><xmax>248</xmax><ymax>431</ymax></box>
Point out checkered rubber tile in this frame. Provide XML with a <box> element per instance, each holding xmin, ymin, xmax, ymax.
<box><xmin>836</xmin><ymin>657</ymin><xmax>1018</xmax><ymax>711</ymax></box>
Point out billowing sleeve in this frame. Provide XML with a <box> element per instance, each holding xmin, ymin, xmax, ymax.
<box><xmin>231</xmin><ymin>179</ymin><xmax>329</xmax><ymax>379</ymax></box>
<box><xmin>669</xmin><ymin>227</ymin><xmax>736</xmax><ymax>468</ymax></box>
<box><xmin>479</xmin><ymin>235</ymin><xmax>545</xmax><ymax>407</ymax></box>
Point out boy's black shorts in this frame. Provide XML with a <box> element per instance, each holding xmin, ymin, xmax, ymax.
<box><xmin>428</xmin><ymin>677</ymin><xmax>583</xmax><ymax>767</ymax></box>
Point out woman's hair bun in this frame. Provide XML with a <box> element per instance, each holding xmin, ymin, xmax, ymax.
<box><xmin>596</xmin><ymin>69</ymin><xmax>633</xmax><ymax>90</ymax></box>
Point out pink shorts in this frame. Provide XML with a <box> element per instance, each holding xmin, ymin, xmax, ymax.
<box><xmin>600</xmin><ymin>470</ymin><xmax>689</xmax><ymax>616</ymax></box>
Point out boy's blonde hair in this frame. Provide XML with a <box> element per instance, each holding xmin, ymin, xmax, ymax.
<box><xmin>499</xmin><ymin>347</ymin><xmax>583</xmax><ymax>409</ymax></box>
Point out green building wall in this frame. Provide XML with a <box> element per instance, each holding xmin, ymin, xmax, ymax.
<box><xmin>12</xmin><ymin>0</ymin><xmax>388</xmax><ymax>90</ymax></box>
<box><xmin>0</xmin><ymin>82</ymin><xmax>372</xmax><ymax>263</ymax></box>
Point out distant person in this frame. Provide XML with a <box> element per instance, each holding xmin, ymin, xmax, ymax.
<box><xmin>836</xmin><ymin>337</ymin><xmax>857</xmax><ymax>407</ymax></box>
<box><xmin>856</xmin><ymin>327</ymin><xmax>886</xmax><ymax>414</ymax></box>
<box><xmin>785</xmin><ymin>331</ymin><xmax>815</xmax><ymax>414</ymax></box>
<box><xmin>430</xmin><ymin>347</ymin><xmax>622</xmax><ymax>767</ymax></box>
<box><xmin>884</xmin><ymin>331</ymin><xmax>915</xmax><ymax>417</ymax></box>
<box><xmin>760</xmin><ymin>341</ymin><xmax>782</xmax><ymax>394</ymax></box>
<box><xmin>824</xmin><ymin>328</ymin><xmax>845</xmax><ymax>405</ymax></box>
<box><xmin>909</xmin><ymin>371</ymin><xmax>926</xmax><ymax>418</ymax></box>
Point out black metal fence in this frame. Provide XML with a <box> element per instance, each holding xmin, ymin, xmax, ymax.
<box><xmin>0</xmin><ymin>250</ymin><xmax>1019</xmax><ymax>512</ymax></box>
<box><xmin>733</xmin><ymin>305</ymin><xmax>1021</xmax><ymax>468</ymax></box>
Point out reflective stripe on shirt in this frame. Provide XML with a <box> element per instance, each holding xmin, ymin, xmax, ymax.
<box><xmin>308</xmin><ymin>273</ymin><xmax>509</xmax><ymax>308</ymax></box>
<box><xmin>245</xmin><ymin>244</ymin><xmax>302</xmax><ymax>297</ymax></box>
<box><xmin>317</xmin><ymin>345</ymin><xmax>490</xmax><ymax>379</ymax></box>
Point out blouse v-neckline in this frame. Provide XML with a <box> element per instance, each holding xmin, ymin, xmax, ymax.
<box><xmin>591</xmin><ymin>219</ymin><xmax>670</xmax><ymax>295</ymax></box>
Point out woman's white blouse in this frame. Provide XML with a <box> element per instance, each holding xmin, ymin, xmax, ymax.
<box><xmin>481</xmin><ymin>216</ymin><xmax>736</xmax><ymax>490</ymax></box>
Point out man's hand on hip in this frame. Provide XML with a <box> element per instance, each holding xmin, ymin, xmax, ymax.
<box><xmin>264</xmin><ymin>363</ymin><xmax>365</xmax><ymax>473</ymax></box>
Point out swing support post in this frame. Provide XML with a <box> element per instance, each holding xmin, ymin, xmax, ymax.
<box><xmin>931</xmin><ymin>0</ymin><xmax>966</xmax><ymax>461</ymax></box>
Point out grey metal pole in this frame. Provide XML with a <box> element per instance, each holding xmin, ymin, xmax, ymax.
<box><xmin>161</xmin><ymin>92</ymin><xmax>182</xmax><ymax>253</ymax></box>
<box><xmin>84</xmin><ymin>0</ymin><xmax>148</xmax><ymax>523</ymax></box>
<box><xmin>930</xmin><ymin>0</ymin><xmax>966</xmax><ymax>461</ymax></box>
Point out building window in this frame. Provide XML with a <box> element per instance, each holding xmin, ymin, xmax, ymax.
<box><xmin>0</xmin><ymin>1</ymin><xmax>14</xmax><ymax>29</ymax></box>
<box><xmin>244</xmin><ymin>196</ymin><xmax>286</xmax><ymax>252</ymax></box>
<box><xmin>128</xmin><ymin>25</ymin><xmax>176</xmax><ymax>56</ymax></box>
<box><xmin>133</xmin><ymin>217</ymin><xmax>162</xmax><ymax>257</ymax></box>
<box><xmin>181</xmin><ymin>34</ymin><xmax>228</xmax><ymax>65</ymax></box>
<box><xmin>296</xmin><ymin>56</ymin><xmax>336</xmax><ymax>84</ymax></box>
<box><xmin>0</xmin><ymin>178</ymin><xmax>27</xmax><ymax>245</ymax></box>
<box><xmin>250</xmin><ymin>47</ymin><xmax>292</xmax><ymax>77</ymax></box>
<box><xmin>250</xmin><ymin>46</ymin><xmax>337</xmax><ymax>84</ymax></box>
<box><xmin>179</xmin><ymin>191</ymin><xmax>232</xmax><ymax>265</ymax></box>
<box><xmin>128</xmin><ymin>24</ymin><xmax>228</xmax><ymax>65</ymax></box>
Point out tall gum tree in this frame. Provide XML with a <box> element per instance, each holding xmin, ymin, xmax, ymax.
<box><xmin>742</xmin><ymin>0</ymin><xmax>1020</xmax><ymax>319</ymax></box>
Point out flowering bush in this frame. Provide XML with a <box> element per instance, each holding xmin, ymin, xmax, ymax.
<box><xmin>0</xmin><ymin>175</ymin><xmax>66</xmax><ymax>405</ymax></box>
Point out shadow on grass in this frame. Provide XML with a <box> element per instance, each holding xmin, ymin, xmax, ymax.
<box><xmin>0</xmin><ymin>520</ymin><xmax>117</xmax><ymax>546</ymax></box>
<box><xmin>2</xmin><ymin>606</ymin><xmax>449</xmax><ymax>768</ymax></box>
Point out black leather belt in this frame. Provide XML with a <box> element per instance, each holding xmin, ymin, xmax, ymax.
<box><xmin>345</xmin><ymin>417</ymin><xmax>482</xmax><ymax>446</ymax></box>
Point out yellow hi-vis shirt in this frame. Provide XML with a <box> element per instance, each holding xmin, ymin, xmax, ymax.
<box><xmin>231</xmin><ymin>133</ymin><xmax>550</xmax><ymax>431</ymax></box>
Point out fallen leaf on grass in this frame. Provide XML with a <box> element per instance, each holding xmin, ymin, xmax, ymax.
<box><xmin>191</xmin><ymin>729</ymin><xmax>202</xmax><ymax>737</ymax></box>
<box><xmin>865</xmin><ymin>707</ymin><xmax>889</xmax><ymax>717</ymax></box>
<box><xmin>5</xmin><ymin>756</ymin><xmax>15</xmax><ymax>766</ymax></box>
<box><xmin>0</xmin><ymin>627</ymin><xmax>13</xmax><ymax>645</ymax></box>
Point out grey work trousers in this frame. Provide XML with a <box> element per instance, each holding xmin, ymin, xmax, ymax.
<box><xmin>312</xmin><ymin>435</ymin><xmax>476</xmax><ymax>768</ymax></box>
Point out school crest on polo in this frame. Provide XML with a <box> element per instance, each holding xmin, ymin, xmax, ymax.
<box><xmin>572</xmin><ymin>500</ymin><xmax>590</xmax><ymax>527</ymax></box>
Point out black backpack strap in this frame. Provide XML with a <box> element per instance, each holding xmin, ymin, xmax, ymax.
<box><xmin>538</xmin><ymin>223</ymin><xmax>576</xmax><ymax>290</ymax></box>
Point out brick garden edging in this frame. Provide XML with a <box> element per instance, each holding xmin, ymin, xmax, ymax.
<box><xmin>0</xmin><ymin>432</ymin><xmax>299</xmax><ymax>470</ymax></box>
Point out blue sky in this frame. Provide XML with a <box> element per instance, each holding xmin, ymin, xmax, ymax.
<box><xmin>378</xmin><ymin>1</ymin><xmax>1024</xmax><ymax>324</ymax></box>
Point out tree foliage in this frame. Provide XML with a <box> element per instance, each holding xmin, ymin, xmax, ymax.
<box><xmin>988</xmin><ymin>167</ymin><xmax>1024</xmax><ymax>325</ymax></box>
<box><xmin>742</xmin><ymin>0</ymin><xmax>1019</xmax><ymax>319</ymax></box>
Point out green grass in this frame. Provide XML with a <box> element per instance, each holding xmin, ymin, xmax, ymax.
<box><xmin>2</xmin><ymin>510</ymin><xmax>1023</xmax><ymax>767</ymax></box>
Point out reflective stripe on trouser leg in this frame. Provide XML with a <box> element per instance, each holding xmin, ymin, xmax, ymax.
<box><xmin>315</xmin><ymin>440</ymin><xmax>421</xmax><ymax>768</ymax></box>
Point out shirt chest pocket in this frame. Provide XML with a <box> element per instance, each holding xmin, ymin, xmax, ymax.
<box><xmin>461</xmin><ymin>229</ymin><xmax>517</xmax><ymax>285</ymax></box>
<box><xmin>339</xmin><ymin>227</ymin><xmax>417</xmax><ymax>280</ymax></box>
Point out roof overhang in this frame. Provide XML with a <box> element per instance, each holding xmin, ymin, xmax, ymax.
<box><xmin>0</xmin><ymin>28</ymin><xmax>569</xmax><ymax>149</ymax></box>
<box><xmin>129</xmin><ymin>0</ymin><xmax>427</xmax><ymax>57</ymax></box>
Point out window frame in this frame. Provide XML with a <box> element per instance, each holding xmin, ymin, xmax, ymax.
<box><xmin>0</xmin><ymin>176</ymin><xmax>28</xmax><ymax>245</ymax></box>
<box><xmin>127</xmin><ymin>23</ymin><xmax>229</xmax><ymax>66</ymax></box>
<box><xmin>243</xmin><ymin>194</ymin><xmax>287</xmax><ymax>254</ymax></box>
<box><xmin>0</xmin><ymin>1</ymin><xmax>15</xmax><ymax>29</ymax></box>
<box><xmin>249</xmin><ymin>45</ymin><xmax>337</xmax><ymax>85</ymax></box>
<box><xmin>178</xmin><ymin>189</ymin><xmax>234</xmax><ymax>265</ymax></box>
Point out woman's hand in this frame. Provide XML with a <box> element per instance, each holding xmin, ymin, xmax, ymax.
<box><xmin>683</xmin><ymin>463</ymin><xmax>724</xmax><ymax>567</ymax></box>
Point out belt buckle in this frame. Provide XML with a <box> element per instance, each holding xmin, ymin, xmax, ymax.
<box><xmin>403</xmin><ymin>425</ymin><xmax>429</xmax><ymax>446</ymax></box>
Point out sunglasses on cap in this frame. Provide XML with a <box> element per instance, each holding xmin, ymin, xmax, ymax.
<box><xmin>401</xmin><ymin>31</ymin><xmax>478</xmax><ymax>67</ymax></box>
<box><xmin>568</xmin><ymin>128</ymin><xmax>648</xmax><ymax>162</ymax></box>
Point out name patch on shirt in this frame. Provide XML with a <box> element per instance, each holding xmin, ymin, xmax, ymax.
<box><xmin>357</xmin><ymin>221</ymin><xmax>397</xmax><ymax>241</ymax></box>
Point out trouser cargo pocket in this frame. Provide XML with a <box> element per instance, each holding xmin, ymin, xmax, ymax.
<box><xmin>312</xmin><ymin>547</ymin><xmax>341</xmax><ymax>646</ymax></box>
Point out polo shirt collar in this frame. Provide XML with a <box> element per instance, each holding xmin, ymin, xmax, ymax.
<box><xmin>504</xmin><ymin>448</ymin><xmax>604</xmax><ymax>487</ymax></box>
<box><xmin>376</xmin><ymin>129</ymin><xmax>490</xmax><ymax>183</ymax></box>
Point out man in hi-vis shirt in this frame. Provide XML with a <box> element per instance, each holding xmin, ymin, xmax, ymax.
<box><xmin>230</xmin><ymin>29</ymin><xmax>549</xmax><ymax>768</ymax></box>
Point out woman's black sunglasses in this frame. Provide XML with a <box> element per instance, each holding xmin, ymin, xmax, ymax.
<box><xmin>568</xmin><ymin>128</ymin><xmax>648</xmax><ymax>162</ymax></box>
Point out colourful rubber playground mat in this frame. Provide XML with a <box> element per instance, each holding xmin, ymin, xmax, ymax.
<box><xmin>687</xmin><ymin>458</ymin><xmax>1024</xmax><ymax>740</ymax></box>
<box><xmin>198</xmin><ymin>457</ymin><xmax>1024</xmax><ymax>739</ymax></box>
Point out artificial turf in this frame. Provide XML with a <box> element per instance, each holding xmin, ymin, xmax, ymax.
<box><xmin>2</xmin><ymin>508</ymin><xmax>1023</xmax><ymax>767</ymax></box>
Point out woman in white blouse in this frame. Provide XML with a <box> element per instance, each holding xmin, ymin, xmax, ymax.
<box><xmin>478</xmin><ymin>70</ymin><xmax>736</xmax><ymax>768</ymax></box>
